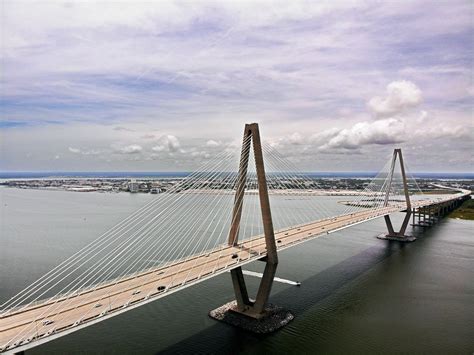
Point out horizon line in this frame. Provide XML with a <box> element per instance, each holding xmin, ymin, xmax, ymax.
<box><xmin>1</xmin><ymin>170</ymin><xmax>473</xmax><ymax>175</ymax></box>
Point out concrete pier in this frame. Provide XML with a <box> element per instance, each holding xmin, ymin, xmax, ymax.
<box><xmin>209</xmin><ymin>300</ymin><xmax>294</xmax><ymax>334</ymax></box>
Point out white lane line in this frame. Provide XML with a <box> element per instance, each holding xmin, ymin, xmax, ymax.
<box><xmin>239</xmin><ymin>270</ymin><xmax>301</xmax><ymax>286</ymax></box>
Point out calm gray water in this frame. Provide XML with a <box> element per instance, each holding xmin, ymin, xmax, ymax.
<box><xmin>1</xmin><ymin>187</ymin><xmax>473</xmax><ymax>354</ymax></box>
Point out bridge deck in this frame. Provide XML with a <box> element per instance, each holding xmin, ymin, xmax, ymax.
<box><xmin>0</xmin><ymin>193</ymin><xmax>468</xmax><ymax>352</ymax></box>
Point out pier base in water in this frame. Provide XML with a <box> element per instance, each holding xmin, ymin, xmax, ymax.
<box><xmin>377</xmin><ymin>233</ymin><xmax>416</xmax><ymax>242</ymax></box>
<box><xmin>209</xmin><ymin>300</ymin><xmax>294</xmax><ymax>334</ymax></box>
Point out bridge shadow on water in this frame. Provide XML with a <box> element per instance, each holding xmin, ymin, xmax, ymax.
<box><xmin>158</xmin><ymin>240</ymin><xmax>408</xmax><ymax>354</ymax></box>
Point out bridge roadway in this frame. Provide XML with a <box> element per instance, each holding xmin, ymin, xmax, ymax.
<box><xmin>0</xmin><ymin>192</ymin><xmax>469</xmax><ymax>353</ymax></box>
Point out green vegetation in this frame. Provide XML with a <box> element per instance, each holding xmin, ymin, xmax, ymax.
<box><xmin>449</xmin><ymin>198</ymin><xmax>474</xmax><ymax>220</ymax></box>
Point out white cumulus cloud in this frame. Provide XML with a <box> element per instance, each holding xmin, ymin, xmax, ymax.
<box><xmin>319</xmin><ymin>118</ymin><xmax>406</xmax><ymax>151</ymax></box>
<box><xmin>288</xmin><ymin>132</ymin><xmax>303</xmax><ymax>145</ymax></box>
<box><xmin>117</xmin><ymin>144</ymin><xmax>142</xmax><ymax>154</ymax></box>
<box><xmin>165</xmin><ymin>135</ymin><xmax>181</xmax><ymax>152</ymax></box>
<box><xmin>368</xmin><ymin>80</ymin><xmax>422</xmax><ymax>118</ymax></box>
<box><xmin>151</xmin><ymin>145</ymin><xmax>166</xmax><ymax>152</ymax></box>
<box><xmin>206</xmin><ymin>139</ymin><xmax>221</xmax><ymax>147</ymax></box>
<box><xmin>152</xmin><ymin>135</ymin><xmax>181</xmax><ymax>153</ymax></box>
<box><xmin>68</xmin><ymin>146</ymin><xmax>102</xmax><ymax>156</ymax></box>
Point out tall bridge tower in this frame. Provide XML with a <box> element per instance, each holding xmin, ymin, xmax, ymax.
<box><xmin>210</xmin><ymin>123</ymin><xmax>293</xmax><ymax>332</ymax></box>
<box><xmin>228</xmin><ymin>123</ymin><xmax>278</xmax><ymax>318</ymax></box>
<box><xmin>378</xmin><ymin>148</ymin><xmax>416</xmax><ymax>242</ymax></box>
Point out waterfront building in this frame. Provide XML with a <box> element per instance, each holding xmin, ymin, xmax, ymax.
<box><xmin>129</xmin><ymin>179</ymin><xmax>139</xmax><ymax>193</ymax></box>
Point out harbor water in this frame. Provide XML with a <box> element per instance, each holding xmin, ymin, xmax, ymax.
<box><xmin>1</xmin><ymin>187</ymin><xmax>473</xmax><ymax>354</ymax></box>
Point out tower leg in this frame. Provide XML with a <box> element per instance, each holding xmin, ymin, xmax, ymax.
<box><xmin>252</xmin><ymin>262</ymin><xmax>278</xmax><ymax>315</ymax></box>
<box><xmin>378</xmin><ymin>210</ymin><xmax>415</xmax><ymax>242</ymax></box>
<box><xmin>230</xmin><ymin>267</ymin><xmax>251</xmax><ymax>311</ymax></box>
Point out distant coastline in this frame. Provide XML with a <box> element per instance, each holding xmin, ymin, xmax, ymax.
<box><xmin>1</xmin><ymin>171</ymin><xmax>473</xmax><ymax>180</ymax></box>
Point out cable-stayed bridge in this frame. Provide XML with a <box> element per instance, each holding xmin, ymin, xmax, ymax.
<box><xmin>0</xmin><ymin>123</ymin><xmax>470</xmax><ymax>354</ymax></box>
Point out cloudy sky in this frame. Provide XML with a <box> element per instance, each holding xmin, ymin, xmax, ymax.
<box><xmin>1</xmin><ymin>0</ymin><xmax>473</xmax><ymax>172</ymax></box>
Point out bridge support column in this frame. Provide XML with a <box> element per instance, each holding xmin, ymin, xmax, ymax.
<box><xmin>377</xmin><ymin>149</ymin><xmax>416</xmax><ymax>242</ymax></box>
<box><xmin>209</xmin><ymin>123</ymin><xmax>293</xmax><ymax>333</ymax></box>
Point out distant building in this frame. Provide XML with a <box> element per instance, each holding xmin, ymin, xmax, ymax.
<box><xmin>150</xmin><ymin>187</ymin><xmax>163</xmax><ymax>194</ymax></box>
<box><xmin>129</xmin><ymin>179</ymin><xmax>139</xmax><ymax>193</ymax></box>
